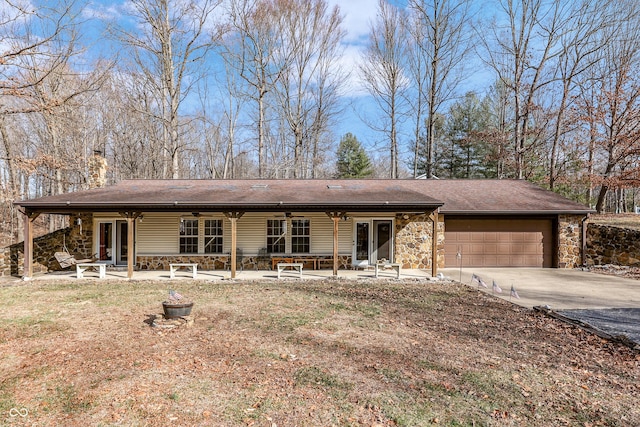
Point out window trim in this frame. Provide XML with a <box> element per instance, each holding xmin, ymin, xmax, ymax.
<box><xmin>291</xmin><ymin>218</ymin><xmax>310</xmax><ymax>254</ymax></box>
<box><xmin>179</xmin><ymin>218</ymin><xmax>199</xmax><ymax>254</ymax></box>
<box><xmin>266</xmin><ymin>219</ymin><xmax>286</xmax><ymax>254</ymax></box>
<box><xmin>203</xmin><ymin>218</ymin><xmax>224</xmax><ymax>254</ymax></box>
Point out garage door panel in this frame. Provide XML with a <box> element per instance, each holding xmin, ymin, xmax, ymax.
<box><xmin>497</xmin><ymin>255</ymin><xmax>515</xmax><ymax>265</ymax></box>
<box><xmin>512</xmin><ymin>233</ymin><xmax>525</xmax><ymax>242</ymax></box>
<box><xmin>472</xmin><ymin>233</ymin><xmax>489</xmax><ymax>242</ymax></box>
<box><xmin>498</xmin><ymin>233</ymin><xmax>514</xmax><ymax>242</ymax></box>
<box><xmin>444</xmin><ymin>218</ymin><xmax>553</xmax><ymax>268</ymax></box>
<box><xmin>496</xmin><ymin>243</ymin><xmax>512</xmax><ymax>255</ymax></box>
<box><xmin>522</xmin><ymin>255</ymin><xmax>541</xmax><ymax>265</ymax></box>
<box><xmin>478</xmin><ymin>233</ymin><xmax>500</xmax><ymax>242</ymax></box>
<box><xmin>522</xmin><ymin>243</ymin><xmax>541</xmax><ymax>253</ymax></box>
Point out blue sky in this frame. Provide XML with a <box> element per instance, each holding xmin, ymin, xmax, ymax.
<box><xmin>25</xmin><ymin>0</ymin><xmax>493</xmax><ymax>168</ymax></box>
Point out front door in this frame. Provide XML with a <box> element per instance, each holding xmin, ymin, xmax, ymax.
<box><xmin>116</xmin><ymin>220</ymin><xmax>128</xmax><ymax>265</ymax></box>
<box><xmin>373</xmin><ymin>220</ymin><xmax>392</xmax><ymax>262</ymax></box>
<box><xmin>97</xmin><ymin>220</ymin><xmax>133</xmax><ymax>266</ymax></box>
<box><xmin>354</xmin><ymin>221</ymin><xmax>370</xmax><ymax>268</ymax></box>
<box><xmin>353</xmin><ymin>219</ymin><xmax>393</xmax><ymax>267</ymax></box>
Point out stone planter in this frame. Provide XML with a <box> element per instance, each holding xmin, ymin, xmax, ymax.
<box><xmin>162</xmin><ymin>301</ymin><xmax>194</xmax><ymax>319</ymax></box>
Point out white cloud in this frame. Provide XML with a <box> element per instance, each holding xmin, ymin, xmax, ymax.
<box><xmin>328</xmin><ymin>0</ymin><xmax>378</xmax><ymax>43</ymax></box>
<box><xmin>81</xmin><ymin>2</ymin><xmax>123</xmax><ymax>21</ymax></box>
<box><xmin>336</xmin><ymin>43</ymin><xmax>369</xmax><ymax>97</ymax></box>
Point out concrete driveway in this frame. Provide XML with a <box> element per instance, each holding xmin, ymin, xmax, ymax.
<box><xmin>441</xmin><ymin>267</ymin><xmax>640</xmax><ymax>310</ymax></box>
<box><xmin>441</xmin><ymin>267</ymin><xmax>640</xmax><ymax>345</ymax></box>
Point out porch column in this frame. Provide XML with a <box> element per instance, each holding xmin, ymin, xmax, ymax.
<box><xmin>22</xmin><ymin>211</ymin><xmax>40</xmax><ymax>280</ymax></box>
<box><xmin>224</xmin><ymin>212</ymin><xmax>245</xmax><ymax>278</ymax></box>
<box><xmin>326</xmin><ymin>212</ymin><xmax>346</xmax><ymax>277</ymax></box>
<box><xmin>430</xmin><ymin>209</ymin><xmax>439</xmax><ymax>277</ymax></box>
<box><xmin>120</xmin><ymin>212</ymin><xmax>141</xmax><ymax>279</ymax></box>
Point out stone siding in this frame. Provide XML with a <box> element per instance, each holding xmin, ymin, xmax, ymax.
<box><xmin>557</xmin><ymin>214</ymin><xmax>584</xmax><ymax>268</ymax></box>
<box><xmin>0</xmin><ymin>212</ymin><xmax>93</xmax><ymax>277</ymax></box>
<box><xmin>137</xmin><ymin>254</ymin><xmax>353</xmax><ymax>271</ymax></box>
<box><xmin>585</xmin><ymin>224</ymin><xmax>640</xmax><ymax>266</ymax></box>
<box><xmin>394</xmin><ymin>212</ymin><xmax>443</xmax><ymax>271</ymax></box>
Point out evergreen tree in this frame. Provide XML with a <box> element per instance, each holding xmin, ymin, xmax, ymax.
<box><xmin>335</xmin><ymin>133</ymin><xmax>374</xmax><ymax>178</ymax></box>
<box><xmin>442</xmin><ymin>92</ymin><xmax>493</xmax><ymax>178</ymax></box>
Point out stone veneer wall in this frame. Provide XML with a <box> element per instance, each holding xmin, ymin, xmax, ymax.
<box><xmin>557</xmin><ymin>214</ymin><xmax>585</xmax><ymax>268</ymax></box>
<box><xmin>137</xmin><ymin>254</ymin><xmax>353</xmax><ymax>271</ymax></box>
<box><xmin>394</xmin><ymin>212</ymin><xmax>444</xmax><ymax>271</ymax></box>
<box><xmin>585</xmin><ymin>224</ymin><xmax>640</xmax><ymax>266</ymax></box>
<box><xmin>0</xmin><ymin>212</ymin><xmax>93</xmax><ymax>277</ymax></box>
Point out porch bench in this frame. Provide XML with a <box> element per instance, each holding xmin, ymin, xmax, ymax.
<box><xmin>374</xmin><ymin>262</ymin><xmax>401</xmax><ymax>279</ymax></box>
<box><xmin>295</xmin><ymin>258</ymin><xmax>317</xmax><ymax>270</ymax></box>
<box><xmin>76</xmin><ymin>263</ymin><xmax>106</xmax><ymax>279</ymax></box>
<box><xmin>272</xmin><ymin>257</ymin><xmax>294</xmax><ymax>270</ymax></box>
<box><xmin>169</xmin><ymin>263</ymin><xmax>198</xmax><ymax>279</ymax></box>
<box><xmin>277</xmin><ymin>263</ymin><xmax>303</xmax><ymax>279</ymax></box>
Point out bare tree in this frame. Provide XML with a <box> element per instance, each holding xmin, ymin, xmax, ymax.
<box><xmin>223</xmin><ymin>0</ymin><xmax>295</xmax><ymax>178</ymax></box>
<box><xmin>580</xmin><ymin>2</ymin><xmax>640</xmax><ymax>213</ymax></box>
<box><xmin>547</xmin><ymin>0</ymin><xmax>613</xmax><ymax>190</ymax></box>
<box><xmin>360</xmin><ymin>0</ymin><xmax>409</xmax><ymax>179</ymax></box>
<box><xmin>480</xmin><ymin>0</ymin><xmax>570</xmax><ymax>179</ymax></box>
<box><xmin>0</xmin><ymin>0</ymin><xmax>113</xmax><ymax>237</ymax></box>
<box><xmin>273</xmin><ymin>0</ymin><xmax>346</xmax><ymax>178</ymax></box>
<box><xmin>407</xmin><ymin>0</ymin><xmax>473</xmax><ymax>178</ymax></box>
<box><xmin>117</xmin><ymin>0</ymin><xmax>222</xmax><ymax>179</ymax></box>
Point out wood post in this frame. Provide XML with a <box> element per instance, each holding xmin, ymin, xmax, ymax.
<box><xmin>326</xmin><ymin>212</ymin><xmax>346</xmax><ymax>277</ymax></box>
<box><xmin>22</xmin><ymin>211</ymin><xmax>40</xmax><ymax>280</ymax></box>
<box><xmin>119</xmin><ymin>212</ymin><xmax>141</xmax><ymax>279</ymax></box>
<box><xmin>224</xmin><ymin>212</ymin><xmax>245</xmax><ymax>278</ymax></box>
<box><xmin>430</xmin><ymin>209</ymin><xmax>439</xmax><ymax>277</ymax></box>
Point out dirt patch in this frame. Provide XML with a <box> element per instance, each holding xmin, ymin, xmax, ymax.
<box><xmin>1</xmin><ymin>278</ymin><xmax>638</xmax><ymax>426</ymax></box>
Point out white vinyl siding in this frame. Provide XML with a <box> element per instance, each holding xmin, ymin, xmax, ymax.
<box><xmin>136</xmin><ymin>214</ymin><xmax>180</xmax><ymax>254</ymax></box>
<box><xmin>99</xmin><ymin>212</ymin><xmax>358</xmax><ymax>256</ymax></box>
<box><xmin>235</xmin><ymin>213</ymin><xmax>267</xmax><ymax>254</ymax></box>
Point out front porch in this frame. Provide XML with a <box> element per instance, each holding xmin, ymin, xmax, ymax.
<box><xmin>18</xmin><ymin>265</ymin><xmax>434</xmax><ymax>282</ymax></box>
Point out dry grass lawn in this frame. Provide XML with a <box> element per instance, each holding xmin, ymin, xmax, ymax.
<box><xmin>0</xmin><ymin>277</ymin><xmax>638</xmax><ymax>426</ymax></box>
<box><xmin>590</xmin><ymin>213</ymin><xmax>640</xmax><ymax>231</ymax></box>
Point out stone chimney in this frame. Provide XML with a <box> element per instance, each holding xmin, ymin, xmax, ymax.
<box><xmin>87</xmin><ymin>150</ymin><xmax>108</xmax><ymax>189</ymax></box>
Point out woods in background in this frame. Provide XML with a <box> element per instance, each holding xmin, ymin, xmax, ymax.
<box><xmin>2</xmin><ymin>0</ymin><xmax>640</xmax><ymax>240</ymax></box>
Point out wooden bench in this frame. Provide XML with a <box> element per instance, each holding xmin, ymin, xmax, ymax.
<box><xmin>76</xmin><ymin>263</ymin><xmax>106</xmax><ymax>279</ymax></box>
<box><xmin>295</xmin><ymin>258</ymin><xmax>317</xmax><ymax>270</ymax></box>
<box><xmin>277</xmin><ymin>263</ymin><xmax>303</xmax><ymax>279</ymax></box>
<box><xmin>169</xmin><ymin>263</ymin><xmax>198</xmax><ymax>279</ymax></box>
<box><xmin>272</xmin><ymin>257</ymin><xmax>294</xmax><ymax>269</ymax></box>
<box><xmin>374</xmin><ymin>262</ymin><xmax>401</xmax><ymax>279</ymax></box>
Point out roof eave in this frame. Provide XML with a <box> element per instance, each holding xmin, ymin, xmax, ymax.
<box><xmin>441</xmin><ymin>210</ymin><xmax>594</xmax><ymax>215</ymax></box>
<box><xmin>16</xmin><ymin>201</ymin><xmax>444</xmax><ymax>214</ymax></box>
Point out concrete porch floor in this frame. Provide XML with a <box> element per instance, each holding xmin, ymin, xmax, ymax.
<box><xmin>18</xmin><ymin>266</ymin><xmax>435</xmax><ymax>282</ymax></box>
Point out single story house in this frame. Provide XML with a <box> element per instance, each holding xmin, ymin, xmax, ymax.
<box><xmin>15</xmin><ymin>176</ymin><xmax>593</xmax><ymax>280</ymax></box>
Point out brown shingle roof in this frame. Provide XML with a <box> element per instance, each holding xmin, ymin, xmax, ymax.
<box><xmin>15</xmin><ymin>179</ymin><xmax>443</xmax><ymax>213</ymax></box>
<box><xmin>16</xmin><ymin>179</ymin><xmax>592</xmax><ymax>215</ymax></box>
<box><xmin>417</xmin><ymin>179</ymin><xmax>592</xmax><ymax>214</ymax></box>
